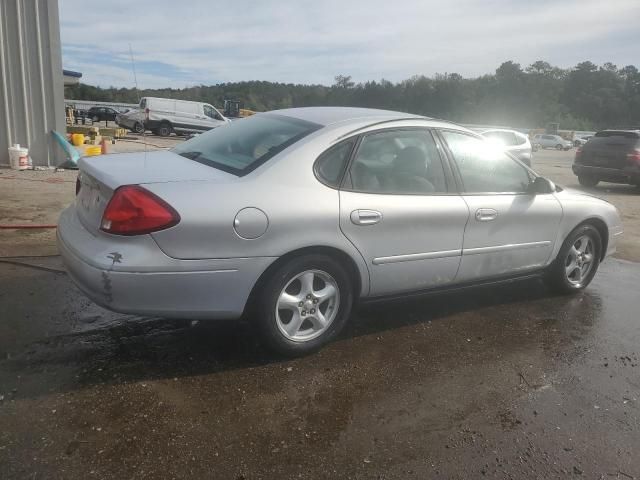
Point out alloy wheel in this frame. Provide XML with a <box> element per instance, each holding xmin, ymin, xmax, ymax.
<box><xmin>275</xmin><ymin>269</ymin><xmax>340</xmax><ymax>342</ymax></box>
<box><xmin>565</xmin><ymin>235</ymin><xmax>595</xmax><ymax>287</ymax></box>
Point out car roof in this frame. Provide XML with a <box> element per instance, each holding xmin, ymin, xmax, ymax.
<box><xmin>595</xmin><ymin>129</ymin><xmax>640</xmax><ymax>137</ymax></box>
<box><xmin>269</xmin><ymin>107</ymin><xmax>426</xmax><ymax>127</ymax></box>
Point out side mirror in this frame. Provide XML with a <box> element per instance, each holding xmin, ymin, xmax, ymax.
<box><xmin>529</xmin><ymin>176</ymin><xmax>555</xmax><ymax>194</ymax></box>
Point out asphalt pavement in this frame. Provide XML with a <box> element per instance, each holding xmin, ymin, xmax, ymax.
<box><xmin>1</xmin><ymin>255</ymin><xmax>638</xmax><ymax>479</ymax></box>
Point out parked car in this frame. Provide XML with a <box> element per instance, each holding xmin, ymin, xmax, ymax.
<box><xmin>572</xmin><ymin>130</ymin><xmax>640</xmax><ymax>187</ymax></box>
<box><xmin>58</xmin><ymin>107</ymin><xmax>623</xmax><ymax>355</ymax></box>
<box><xmin>532</xmin><ymin>134</ymin><xmax>573</xmax><ymax>150</ymax></box>
<box><xmin>138</xmin><ymin>97</ymin><xmax>230</xmax><ymax>136</ymax></box>
<box><xmin>116</xmin><ymin>109</ymin><xmax>146</xmax><ymax>134</ymax></box>
<box><xmin>479</xmin><ymin>129</ymin><xmax>532</xmax><ymax>166</ymax></box>
<box><xmin>573</xmin><ymin>135</ymin><xmax>592</xmax><ymax>147</ymax></box>
<box><xmin>87</xmin><ymin>106</ymin><xmax>119</xmax><ymax>123</ymax></box>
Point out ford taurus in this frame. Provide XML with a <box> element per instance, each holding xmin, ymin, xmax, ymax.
<box><xmin>57</xmin><ymin>107</ymin><xmax>623</xmax><ymax>355</ymax></box>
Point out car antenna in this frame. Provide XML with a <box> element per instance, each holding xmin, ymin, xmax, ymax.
<box><xmin>129</xmin><ymin>43</ymin><xmax>147</xmax><ymax>160</ymax></box>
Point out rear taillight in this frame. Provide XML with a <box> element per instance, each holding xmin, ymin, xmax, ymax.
<box><xmin>145</xmin><ymin>107</ymin><xmax>150</xmax><ymax>120</ymax></box>
<box><xmin>100</xmin><ymin>185</ymin><xmax>180</xmax><ymax>235</ymax></box>
<box><xmin>627</xmin><ymin>149</ymin><xmax>640</xmax><ymax>165</ymax></box>
<box><xmin>75</xmin><ymin>177</ymin><xmax>81</xmax><ymax>195</ymax></box>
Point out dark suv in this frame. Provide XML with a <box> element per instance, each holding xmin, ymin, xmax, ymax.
<box><xmin>572</xmin><ymin>130</ymin><xmax>640</xmax><ymax>188</ymax></box>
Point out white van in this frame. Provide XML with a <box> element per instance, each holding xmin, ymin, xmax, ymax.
<box><xmin>138</xmin><ymin>97</ymin><xmax>230</xmax><ymax>136</ymax></box>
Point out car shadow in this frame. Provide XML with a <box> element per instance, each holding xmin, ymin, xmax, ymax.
<box><xmin>1</xmin><ymin>275</ymin><xmax>577</xmax><ymax>401</ymax></box>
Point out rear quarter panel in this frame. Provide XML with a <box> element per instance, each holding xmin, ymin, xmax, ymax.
<box><xmin>146</xmin><ymin>131</ymin><xmax>372</xmax><ymax>296</ymax></box>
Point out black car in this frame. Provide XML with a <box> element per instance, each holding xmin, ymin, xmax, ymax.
<box><xmin>87</xmin><ymin>106</ymin><xmax>119</xmax><ymax>123</ymax></box>
<box><xmin>572</xmin><ymin>130</ymin><xmax>640</xmax><ymax>188</ymax></box>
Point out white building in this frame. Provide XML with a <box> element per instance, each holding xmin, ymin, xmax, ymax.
<box><xmin>0</xmin><ymin>0</ymin><xmax>66</xmax><ymax>167</ymax></box>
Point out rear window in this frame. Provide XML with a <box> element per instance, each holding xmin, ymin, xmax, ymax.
<box><xmin>172</xmin><ymin>113</ymin><xmax>321</xmax><ymax>176</ymax></box>
<box><xmin>589</xmin><ymin>131</ymin><xmax>640</xmax><ymax>148</ymax></box>
<box><xmin>594</xmin><ymin>131</ymin><xmax>640</xmax><ymax>139</ymax></box>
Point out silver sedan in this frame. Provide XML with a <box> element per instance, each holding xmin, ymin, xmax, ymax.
<box><xmin>58</xmin><ymin>107</ymin><xmax>623</xmax><ymax>355</ymax></box>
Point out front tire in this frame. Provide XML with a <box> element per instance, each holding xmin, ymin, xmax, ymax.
<box><xmin>132</xmin><ymin>122</ymin><xmax>144</xmax><ymax>134</ymax></box>
<box><xmin>578</xmin><ymin>175</ymin><xmax>599</xmax><ymax>187</ymax></box>
<box><xmin>556</xmin><ymin>144</ymin><xmax>563</xmax><ymax>150</ymax></box>
<box><xmin>545</xmin><ymin>224</ymin><xmax>602</xmax><ymax>294</ymax></box>
<box><xmin>255</xmin><ymin>254</ymin><xmax>354</xmax><ymax>356</ymax></box>
<box><xmin>157</xmin><ymin>122</ymin><xmax>172</xmax><ymax>137</ymax></box>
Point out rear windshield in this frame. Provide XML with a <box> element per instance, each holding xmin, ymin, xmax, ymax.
<box><xmin>589</xmin><ymin>131</ymin><xmax>640</xmax><ymax>148</ymax></box>
<box><xmin>172</xmin><ymin>113</ymin><xmax>322</xmax><ymax>176</ymax></box>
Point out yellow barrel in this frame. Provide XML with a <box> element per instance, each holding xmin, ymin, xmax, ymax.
<box><xmin>71</xmin><ymin>133</ymin><xmax>85</xmax><ymax>146</ymax></box>
<box><xmin>84</xmin><ymin>145</ymin><xmax>102</xmax><ymax>156</ymax></box>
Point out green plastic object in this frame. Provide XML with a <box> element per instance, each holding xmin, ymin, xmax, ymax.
<box><xmin>51</xmin><ymin>130</ymin><xmax>80</xmax><ymax>169</ymax></box>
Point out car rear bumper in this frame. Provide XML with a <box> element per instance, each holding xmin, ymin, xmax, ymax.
<box><xmin>56</xmin><ymin>205</ymin><xmax>275</xmax><ymax>319</ymax></box>
<box><xmin>572</xmin><ymin>164</ymin><xmax>640</xmax><ymax>184</ymax></box>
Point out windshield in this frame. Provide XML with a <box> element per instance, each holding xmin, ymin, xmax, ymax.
<box><xmin>172</xmin><ymin>113</ymin><xmax>321</xmax><ymax>176</ymax></box>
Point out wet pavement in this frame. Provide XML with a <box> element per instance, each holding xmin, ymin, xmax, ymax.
<box><xmin>0</xmin><ymin>256</ymin><xmax>639</xmax><ymax>479</ymax></box>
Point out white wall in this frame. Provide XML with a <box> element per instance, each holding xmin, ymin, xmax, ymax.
<box><xmin>0</xmin><ymin>0</ymin><xmax>65</xmax><ymax>167</ymax></box>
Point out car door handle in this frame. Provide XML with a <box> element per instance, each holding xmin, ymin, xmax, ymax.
<box><xmin>351</xmin><ymin>209</ymin><xmax>382</xmax><ymax>226</ymax></box>
<box><xmin>475</xmin><ymin>208</ymin><xmax>498</xmax><ymax>222</ymax></box>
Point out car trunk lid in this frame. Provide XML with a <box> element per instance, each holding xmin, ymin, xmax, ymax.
<box><xmin>75</xmin><ymin>150</ymin><xmax>237</xmax><ymax>233</ymax></box>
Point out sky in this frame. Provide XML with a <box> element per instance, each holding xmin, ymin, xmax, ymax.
<box><xmin>59</xmin><ymin>0</ymin><xmax>640</xmax><ymax>89</ymax></box>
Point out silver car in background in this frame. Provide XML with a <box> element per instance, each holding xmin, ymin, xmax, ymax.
<box><xmin>479</xmin><ymin>128</ymin><xmax>533</xmax><ymax>166</ymax></box>
<box><xmin>116</xmin><ymin>108</ymin><xmax>146</xmax><ymax>134</ymax></box>
<box><xmin>533</xmin><ymin>133</ymin><xmax>573</xmax><ymax>150</ymax></box>
<box><xmin>58</xmin><ymin>107</ymin><xmax>623</xmax><ymax>355</ymax></box>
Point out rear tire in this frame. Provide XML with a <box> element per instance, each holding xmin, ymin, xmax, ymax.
<box><xmin>578</xmin><ymin>175</ymin><xmax>599</xmax><ymax>187</ymax></box>
<box><xmin>545</xmin><ymin>224</ymin><xmax>602</xmax><ymax>294</ymax></box>
<box><xmin>255</xmin><ymin>254</ymin><xmax>354</xmax><ymax>356</ymax></box>
<box><xmin>157</xmin><ymin>122</ymin><xmax>172</xmax><ymax>137</ymax></box>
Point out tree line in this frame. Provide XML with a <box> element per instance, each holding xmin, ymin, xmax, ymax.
<box><xmin>65</xmin><ymin>60</ymin><xmax>640</xmax><ymax>131</ymax></box>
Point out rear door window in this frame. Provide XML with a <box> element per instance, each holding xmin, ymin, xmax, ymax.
<box><xmin>347</xmin><ymin>129</ymin><xmax>449</xmax><ymax>194</ymax></box>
